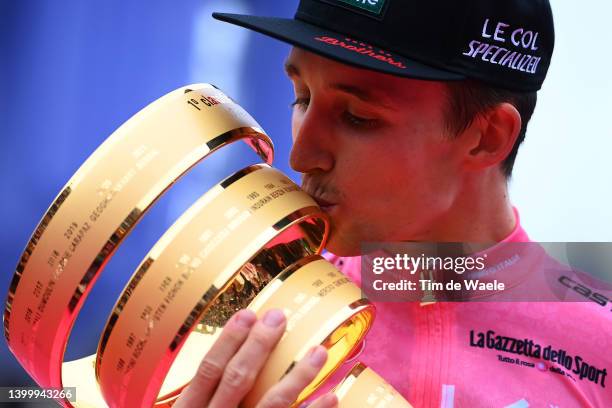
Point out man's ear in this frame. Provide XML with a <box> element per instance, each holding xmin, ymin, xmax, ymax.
<box><xmin>461</xmin><ymin>102</ymin><xmax>521</xmax><ymax>170</ymax></box>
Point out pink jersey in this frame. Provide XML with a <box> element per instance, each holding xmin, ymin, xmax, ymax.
<box><xmin>313</xmin><ymin>209</ymin><xmax>611</xmax><ymax>407</ymax></box>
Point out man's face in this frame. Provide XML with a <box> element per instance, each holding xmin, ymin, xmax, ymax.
<box><xmin>285</xmin><ymin>48</ymin><xmax>466</xmax><ymax>256</ymax></box>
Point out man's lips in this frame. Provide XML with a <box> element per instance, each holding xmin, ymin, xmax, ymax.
<box><xmin>301</xmin><ymin>178</ymin><xmax>338</xmax><ymax>210</ymax></box>
<box><xmin>313</xmin><ymin>196</ymin><xmax>333</xmax><ymax>206</ymax></box>
<box><xmin>311</xmin><ymin>196</ymin><xmax>337</xmax><ymax>209</ymax></box>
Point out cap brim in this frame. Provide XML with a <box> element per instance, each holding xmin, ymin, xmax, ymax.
<box><xmin>213</xmin><ymin>13</ymin><xmax>465</xmax><ymax>81</ymax></box>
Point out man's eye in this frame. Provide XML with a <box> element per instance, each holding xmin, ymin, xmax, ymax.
<box><xmin>343</xmin><ymin>111</ymin><xmax>378</xmax><ymax>128</ymax></box>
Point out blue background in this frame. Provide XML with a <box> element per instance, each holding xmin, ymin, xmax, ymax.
<box><xmin>0</xmin><ymin>0</ymin><xmax>301</xmax><ymax>390</ymax></box>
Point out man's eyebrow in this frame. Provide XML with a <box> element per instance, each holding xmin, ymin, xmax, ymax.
<box><xmin>331</xmin><ymin>83</ymin><xmax>397</xmax><ymax>111</ymax></box>
<box><xmin>284</xmin><ymin>61</ymin><xmax>300</xmax><ymax>77</ymax></box>
<box><xmin>283</xmin><ymin>60</ymin><xmax>397</xmax><ymax>111</ymax></box>
<box><xmin>331</xmin><ymin>83</ymin><xmax>377</xmax><ymax>103</ymax></box>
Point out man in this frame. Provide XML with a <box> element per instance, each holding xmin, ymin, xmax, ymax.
<box><xmin>175</xmin><ymin>0</ymin><xmax>611</xmax><ymax>406</ymax></box>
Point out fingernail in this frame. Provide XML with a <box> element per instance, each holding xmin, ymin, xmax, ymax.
<box><xmin>234</xmin><ymin>309</ymin><xmax>256</xmax><ymax>328</ymax></box>
<box><xmin>262</xmin><ymin>309</ymin><xmax>285</xmax><ymax>327</ymax></box>
<box><xmin>309</xmin><ymin>346</ymin><xmax>328</xmax><ymax>368</ymax></box>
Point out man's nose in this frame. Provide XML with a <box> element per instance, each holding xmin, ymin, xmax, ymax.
<box><xmin>289</xmin><ymin>106</ymin><xmax>335</xmax><ymax>174</ymax></box>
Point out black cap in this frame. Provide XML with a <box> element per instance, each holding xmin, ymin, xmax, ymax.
<box><xmin>213</xmin><ymin>0</ymin><xmax>554</xmax><ymax>92</ymax></box>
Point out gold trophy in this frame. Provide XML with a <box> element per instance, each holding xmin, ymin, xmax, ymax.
<box><xmin>3</xmin><ymin>84</ymin><xmax>410</xmax><ymax>407</ymax></box>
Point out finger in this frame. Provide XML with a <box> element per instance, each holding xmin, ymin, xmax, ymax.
<box><xmin>307</xmin><ymin>393</ymin><xmax>339</xmax><ymax>408</ymax></box>
<box><xmin>256</xmin><ymin>345</ymin><xmax>329</xmax><ymax>408</ymax></box>
<box><xmin>173</xmin><ymin>309</ymin><xmax>257</xmax><ymax>408</ymax></box>
<box><xmin>208</xmin><ymin>308</ymin><xmax>287</xmax><ymax>408</ymax></box>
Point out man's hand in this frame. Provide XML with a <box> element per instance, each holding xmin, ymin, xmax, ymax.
<box><xmin>173</xmin><ymin>308</ymin><xmax>339</xmax><ymax>408</ymax></box>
